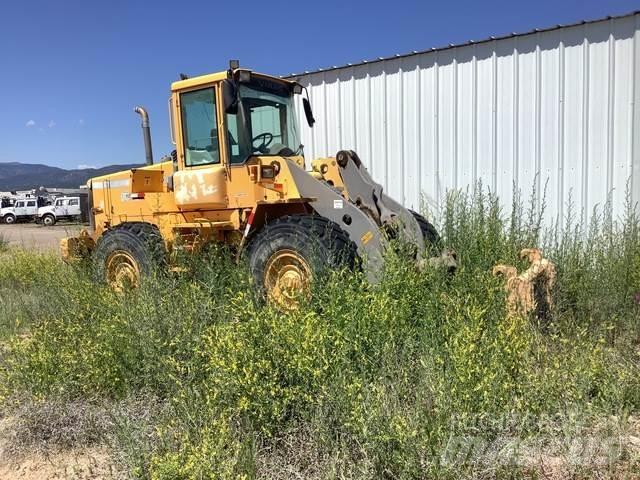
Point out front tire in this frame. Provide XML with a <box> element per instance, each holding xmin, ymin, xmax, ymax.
<box><xmin>246</xmin><ymin>214</ymin><xmax>357</xmax><ymax>309</ymax></box>
<box><xmin>409</xmin><ymin>210</ymin><xmax>441</xmax><ymax>255</ymax></box>
<box><xmin>42</xmin><ymin>214</ymin><xmax>56</xmax><ymax>227</ymax></box>
<box><xmin>92</xmin><ymin>223</ymin><xmax>166</xmax><ymax>291</ymax></box>
<box><xmin>3</xmin><ymin>214</ymin><xmax>16</xmax><ymax>225</ymax></box>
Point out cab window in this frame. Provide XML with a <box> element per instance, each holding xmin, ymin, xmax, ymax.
<box><xmin>181</xmin><ymin>87</ymin><xmax>220</xmax><ymax>167</ymax></box>
<box><xmin>225</xmin><ymin>82</ymin><xmax>299</xmax><ymax>164</ymax></box>
<box><xmin>26</xmin><ymin>201</ymin><xmax>36</xmax><ymax>207</ymax></box>
<box><xmin>15</xmin><ymin>201</ymin><xmax>24</xmax><ymax>207</ymax></box>
<box><xmin>69</xmin><ymin>199</ymin><xmax>79</xmax><ymax>206</ymax></box>
<box><xmin>225</xmin><ymin>104</ymin><xmax>285</xmax><ymax>164</ymax></box>
<box><xmin>55</xmin><ymin>199</ymin><xmax>63</xmax><ymax>206</ymax></box>
<box><xmin>250</xmin><ymin>105</ymin><xmax>283</xmax><ymax>144</ymax></box>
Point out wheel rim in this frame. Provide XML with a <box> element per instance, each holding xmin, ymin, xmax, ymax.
<box><xmin>105</xmin><ymin>250</ymin><xmax>140</xmax><ymax>292</ymax></box>
<box><xmin>44</xmin><ymin>216</ymin><xmax>54</xmax><ymax>226</ymax></box>
<box><xmin>264</xmin><ymin>249</ymin><xmax>311</xmax><ymax>310</ymax></box>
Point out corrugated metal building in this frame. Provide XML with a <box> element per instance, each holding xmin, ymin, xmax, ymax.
<box><xmin>289</xmin><ymin>11</ymin><xmax>640</xmax><ymax>224</ymax></box>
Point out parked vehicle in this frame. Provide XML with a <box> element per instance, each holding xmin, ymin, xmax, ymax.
<box><xmin>37</xmin><ymin>196</ymin><xmax>82</xmax><ymax>226</ymax></box>
<box><xmin>1</xmin><ymin>197</ymin><xmax>15</xmax><ymax>209</ymax></box>
<box><xmin>1</xmin><ymin>198</ymin><xmax>39</xmax><ymax>224</ymax></box>
<box><xmin>62</xmin><ymin>63</ymin><xmax>454</xmax><ymax>307</ymax></box>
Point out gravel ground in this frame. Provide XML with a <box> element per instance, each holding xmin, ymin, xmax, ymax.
<box><xmin>0</xmin><ymin>223</ymin><xmax>84</xmax><ymax>252</ymax></box>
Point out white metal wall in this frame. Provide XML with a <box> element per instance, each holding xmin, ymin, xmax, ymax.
<box><xmin>291</xmin><ymin>13</ymin><xmax>640</xmax><ymax>224</ymax></box>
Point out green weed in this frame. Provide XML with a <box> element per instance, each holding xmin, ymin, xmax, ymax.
<box><xmin>0</xmin><ymin>184</ymin><xmax>638</xmax><ymax>479</ymax></box>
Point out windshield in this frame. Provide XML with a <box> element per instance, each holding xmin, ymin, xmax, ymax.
<box><xmin>226</xmin><ymin>81</ymin><xmax>301</xmax><ymax>164</ymax></box>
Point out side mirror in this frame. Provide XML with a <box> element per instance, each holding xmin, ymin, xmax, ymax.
<box><xmin>222</xmin><ymin>79</ymin><xmax>238</xmax><ymax>114</ymax></box>
<box><xmin>302</xmin><ymin>97</ymin><xmax>315</xmax><ymax>127</ymax></box>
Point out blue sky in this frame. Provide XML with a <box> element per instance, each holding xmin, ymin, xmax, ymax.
<box><xmin>0</xmin><ymin>0</ymin><xmax>637</xmax><ymax>170</ymax></box>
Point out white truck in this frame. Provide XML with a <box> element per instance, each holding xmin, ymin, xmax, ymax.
<box><xmin>36</xmin><ymin>196</ymin><xmax>82</xmax><ymax>226</ymax></box>
<box><xmin>0</xmin><ymin>198</ymin><xmax>39</xmax><ymax>224</ymax></box>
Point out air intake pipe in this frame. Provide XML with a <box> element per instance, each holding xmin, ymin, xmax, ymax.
<box><xmin>134</xmin><ymin>106</ymin><xmax>154</xmax><ymax>165</ymax></box>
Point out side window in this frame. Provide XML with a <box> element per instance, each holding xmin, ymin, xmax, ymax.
<box><xmin>26</xmin><ymin>201</ymin><xmax>36</xmax><ymax>207</ymax></box>
<box><xmin>181</xmin><ymin>87</ymin><xmax>219</xmax><ymax>167</ymax></box>
<box><xmin>68</xmin><ymin>199</ymin><xmax>79</xmax><ymax>206</ymax></box>
<box><xmin>16</xmin><ymin>201</ymin><xmax>24</xmax><ymax>208</ymax></box>
<box><xmin>55</xmin><ymin>200</ymin><xmax>63</xmax><ymax>206</ymax></box>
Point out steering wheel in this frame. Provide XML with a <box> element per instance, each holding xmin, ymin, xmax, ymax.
<box><xmin>251</xmin><ymin>132</ymin><xmax>274</xmax><ymax>154</ymax></box>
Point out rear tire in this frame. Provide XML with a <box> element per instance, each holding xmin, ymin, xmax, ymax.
<box><xmin>246</xmin><ymin>214</ymin><xmax>357</xmax><ymax>308</ymax></box>
<box><xmin>3</xmin><ymin>214</ymin><xmax>16</xmax><ymax>225</ymax></box>
<box><xmin>42</xmin><ymin>214</ymin><xmax>56</xmax><ymax>227</ymax></box>
<box><xmin>92</xmin><ymin>222</ymin><xmax>166</xmax><ymax>291</ymax></box>
<box><xmin>409</xmin><ymin>210</ymin><xmax>441</xmax><ymax>255</ymax></box>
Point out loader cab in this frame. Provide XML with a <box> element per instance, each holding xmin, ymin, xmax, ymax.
<box><xmin>170</xmin><ymin>68</ymin><xmax>308</xmax><ymax>171</ymax></box>
<box><xmin>168</xmin><ymin>67</ymin><xmax>312</xmax><ymax>209</ymax></box>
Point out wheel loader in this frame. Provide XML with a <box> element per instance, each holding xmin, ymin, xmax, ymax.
<box><xmin>62</xmin><ymin>62</ymin><xmax>452</xmax><ymax>307</ymax></box>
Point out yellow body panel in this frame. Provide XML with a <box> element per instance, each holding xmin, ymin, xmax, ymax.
<box><xmin>174</xmin><ymin>166</ymin><xmax>228</xmax><ymax>208</ymax></box>
<box><xmin>130</xmin><ymin>168</ymin><xmax>165</xmax><ymax>193</ymax></box>
<box><xmin>89</xmin><ymin>155</ymin><xmax>310</xmax><ymax>247</ymax></box>
<box><xmin>311</xmin><ymin>158</ymin><xmax>346</xmax><ymax>194</ymax></box>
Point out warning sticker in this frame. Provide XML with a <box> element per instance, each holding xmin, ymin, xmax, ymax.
<box><xmin>333</xmin><ymin>199</ymin><xmax>344</xmax><ymax>209</ymax></box>
<box><xmin>361</xmin><ymin>231</ymin><xmax>373</xmax><ymax>245</ymax></box>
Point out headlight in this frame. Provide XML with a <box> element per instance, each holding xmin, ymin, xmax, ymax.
<box><xmin>261</xmin><ymin>166</ymin><xmax>275</xmax><ymax>179</ymax></box>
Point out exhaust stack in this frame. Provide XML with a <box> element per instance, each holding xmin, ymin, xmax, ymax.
<box><xmin>134</xmin><ymin>106</ymin><xmax>154</xmax><ymax>165</ymax></box>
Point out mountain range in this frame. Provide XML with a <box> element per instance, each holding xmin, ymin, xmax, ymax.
<box><xmin>0</xmin><ymin>162</ymin><xmax>141</xmax><ymax>192</ymax></box>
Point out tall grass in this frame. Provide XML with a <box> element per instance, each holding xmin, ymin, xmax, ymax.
<box><xmin>0</xmin><ymin>185</ymin><xmax>639</xmax><ymax>478</ymax></box>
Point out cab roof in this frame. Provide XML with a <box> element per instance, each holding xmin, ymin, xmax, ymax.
<box><xmin>170</xmin><ymin>69</ymin><xmax>297</xmax><ymax>92</ymax></box>
<box><xmin>171</xmin><ymin>71</ymin><xmax>228</xmax><ymax>91</ymax></box>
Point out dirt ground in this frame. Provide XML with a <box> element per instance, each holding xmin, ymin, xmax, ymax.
<box><xmin>0</xmin><ymin>448</ymin><xmax>120</xmax><ymax>480</ymax></box>
<box><xmin>0</xmin><ymin>416</ymin><xmax>121</xmax><ymax>480</ymax></box>
<box><xmin>0</xmin><ymin>223</ymin><xmax>83</xmax><ymax>252</ymax></box>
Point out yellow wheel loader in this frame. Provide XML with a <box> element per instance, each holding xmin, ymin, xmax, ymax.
<box><xmin>62</xmin><ymin>62</ymin><xmax>452</xmax><ymax>307</ymax></box>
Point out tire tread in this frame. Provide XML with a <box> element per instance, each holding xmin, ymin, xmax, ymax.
<box><xmin>409</xmin><ymin>210</ymin><xmax>441</xmax><ymax>253</ymax></box>
<box><xmin>92</xmin><ymin>222</ymin><xmax>166</xmax><ymax>283</ymax></box>
<box><xmin>245</xmin><ymin>214</ymin><xmax>358</xmax><ymax>296</ymax></box>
